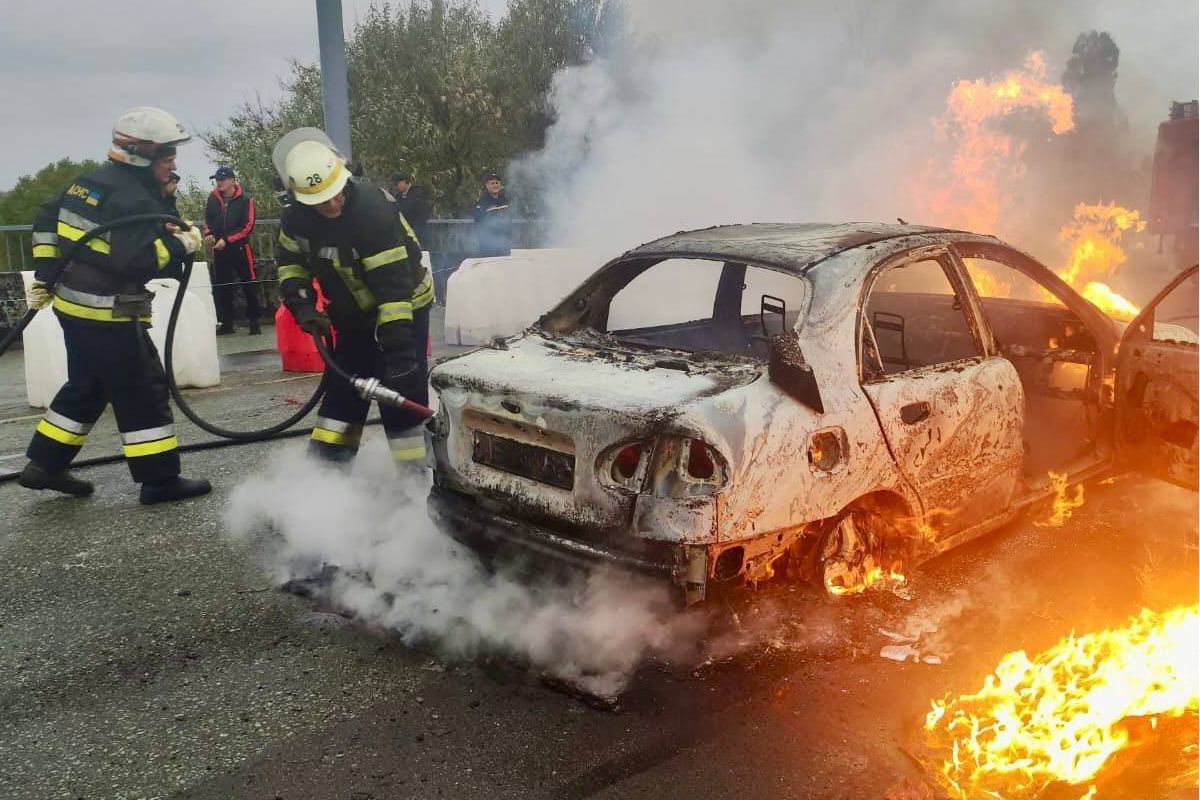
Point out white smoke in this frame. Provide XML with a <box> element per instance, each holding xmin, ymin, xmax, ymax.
<box><xmin>515</xmin><ymin>0</ymin><xmax>1197</xmax><ymax>254</ymax></box>
<box><xmin>225</xmin><ymin>442</ymin><xmax>706</xmax><ymax>698</ymax></box>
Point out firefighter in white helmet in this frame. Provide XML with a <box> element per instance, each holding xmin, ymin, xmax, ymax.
<box><xmin>275</xmin><ymin>135</ymin><xmax>432</xmax><ymax>466</ymax></box>
<box><xmin>18</xmin><ymin>107</ymin><xmax>212</xmax><ymax>504</ymax></box>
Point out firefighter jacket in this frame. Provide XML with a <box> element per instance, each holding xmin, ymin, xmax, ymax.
<box><xmin>203</xmin><ymin>184</ymin><xmax>256</xmax><ymax>247</ymax></box>
<box><xmin>32</xmin><ymin>161</ymin><xmax>189</xmax><ymax>323</ymax></box>
<box><xmin>276</xmin><ymin>179</ymin><xmax>432</xmax><ymax>348</ymax></box>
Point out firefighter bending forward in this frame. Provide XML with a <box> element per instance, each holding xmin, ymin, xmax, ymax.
<box><xmin>276</xmin><ymin>139</ymin><xmax>433</xmax><ymax>467</ymax></box>
<box><xmin>18</xmin><ymin>107</ymin><xmax>212</xmax><ymax>504</ymax></box>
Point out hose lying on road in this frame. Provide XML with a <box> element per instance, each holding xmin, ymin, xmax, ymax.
<box><xmin>0</xmin><ymin>211</ymin><xmax>433</xmax><ymax>482</ymax></box>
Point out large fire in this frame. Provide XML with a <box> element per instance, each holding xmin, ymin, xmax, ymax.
<box><xmin>1057</xmin><ymin>202</ymin><xmax>1146</xmax><ymax>320</ymax></box>
<box><xmin>925</xmin><ymin>51</ymin><xmax>1074</xmax><ymax>233</ymax></box>
<box><xmin>925</xmin><ymin>54</ymin><xmax>1147</xmax><ymax>321</ymax></box>
<box><xmin>924</xmin><ymin>605</ymin><xmax>1200</xmax><ymax>799</ymax></box>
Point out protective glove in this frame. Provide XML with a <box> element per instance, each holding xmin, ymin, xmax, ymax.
<box><xmin>291</xmin><ymin>305</ymin><xmax>331</xmax><ymax>337</ymax></box>
<box><xmin>27</xmin><ymin>281</ymin><xmax>52</xmax><ymax>310</ymax></box>
<box><xmin>173</xmin><ymin>226</ymin><xmax>202</xmax><ymax>255</ymax></box>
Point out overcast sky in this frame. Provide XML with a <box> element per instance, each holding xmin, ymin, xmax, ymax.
<box><xmin>0</xmin><ymin>0</ymin><xmax>509</xmax><ymax>192</ymax></box>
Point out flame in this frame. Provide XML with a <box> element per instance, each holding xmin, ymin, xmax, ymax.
<box><xmin>924</xmin><ymin>52</ymin><xmax>1075</xmax><ymax>232</ymax></box>
<box><xmin>1056</xmin><ymin>202</ymin><xmax>1146</xmax><ymax>320</ymax></box>
<box><xmin>825</xmin><ymin>557</ymin><xmax>907</xmax><ymax>596</ymax></box>
<box><xmin>1034</xmin><ymin>470</ymin><xmax>1085</xmax><ymax>528</ymax></box>
<box><xmin>923</xmin><ymin>605</ymin><xmax>1200</xmax><ymax>799</ymax></box>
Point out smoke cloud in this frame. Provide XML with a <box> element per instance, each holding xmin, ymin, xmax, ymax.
<box><xmin>225</xmin><ymin>443</ymin><xmax>706</xmax><ymax>698</ymax></box>
<box><xmin>517</xmin><ymin>0</ymin><xmax>1197</xmax><ymax>269</ymax></box>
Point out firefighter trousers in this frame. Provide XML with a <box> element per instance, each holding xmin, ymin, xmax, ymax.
<box><xmin>308</xmin><ymin>305</ymin><xmax>430</xmax><ymax>465</ymax></box>
<box><xmin>27</xmin><ymin>314</ymin><xmax>180</xmax><ymax>483</ymax></box>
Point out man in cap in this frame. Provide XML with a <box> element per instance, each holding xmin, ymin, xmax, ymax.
<box><xmin>203</xmin><ymin>166</ymin><xmax>260</xmax><ymax>334</ymax></box>
<box><xmin>390</xmin><ymin>170</ymin><xmax>433</xmax><ymax>248</ymax></box>
<box><xmin>472</xmin><ymin>172</ymin><xmax>512</xmax><ymax>257</ymax></box>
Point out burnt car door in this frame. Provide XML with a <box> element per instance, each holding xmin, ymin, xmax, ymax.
<box><xmin>1112</xmin><ymin>264</ymin><xmax>1199</xmax><ymax>490</ymax></box>
<box><xmin>859</xmin><ymin>246</ymin><xmax>1025</xmax><ymax>536</ymax></box>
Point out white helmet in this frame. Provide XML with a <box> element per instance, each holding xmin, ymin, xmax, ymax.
<box><xmin>110</xmin><ymin>107</ymin><xmax>191</xmax><ymax>167</ymax></box>
<box><xmin>284</xmin><ymin>139</ymin><xmax>350</xmax><ymax>205</ymax></box>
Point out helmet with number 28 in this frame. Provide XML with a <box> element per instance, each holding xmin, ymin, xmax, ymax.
<box><xmin>284</xmin><ymin>140</ymin><xmax>349</xmax><ymax>206</ymax></box>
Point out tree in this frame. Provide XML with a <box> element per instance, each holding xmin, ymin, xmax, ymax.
<box><xmin>0</xmin><ymin>157</ymin><xmax>104</xmax><ymax>270</ymax></box>
<box><xmin>203</xmin><ymin>0</ymin><xmax>609</xmax><ymax>217</ymax></box>
<box><xmin>0</xmin><ymin>157</ymin><xmax>103</xmax><ymax>226</ymax></box>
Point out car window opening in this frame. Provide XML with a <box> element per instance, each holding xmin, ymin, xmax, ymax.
<box><xmin>550</xmin><ymin>257</ymin><xmax>810</xmax><ymax>360</ymax></box>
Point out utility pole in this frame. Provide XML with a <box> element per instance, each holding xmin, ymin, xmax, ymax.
<box><xmin>315</xmin><ymin>0</ymin><xmax>353</xmax><ymax>160</ymax></box>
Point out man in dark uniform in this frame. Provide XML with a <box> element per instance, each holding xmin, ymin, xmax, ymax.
<box><xmin>472</xmin><ymin>172</ymin><xmax>512</xmax><ymax>257</ymax></box>
<box><xmin>18</xmin><ymin>107</ymin><xmax>212</xmax><ymax>505</ymax></box>
<box><xmin>275</xmin><ymin>137</ymin><xmax>433</xmax><ymax>468</ymax></box>
<box><xmin>203</xmin><ymin>166</ymin><xmax>260</xmax><ymax>334</ymax></box>
<box><xmin>390</xmin><ymin>170</ymin><xmax>433</xmax><ymax>247</ymax></box>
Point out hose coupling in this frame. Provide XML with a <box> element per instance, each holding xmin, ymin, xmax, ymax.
<box><xmin>352</xmin><ymin>377</ymin><xmax>408</xmax><ymax>408</ymax></box>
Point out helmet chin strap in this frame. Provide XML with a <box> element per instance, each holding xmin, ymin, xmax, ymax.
<box><xmin>108</xmin><ymin>145</ymin><xmax>152</xmax><ymax>167</ymax></box>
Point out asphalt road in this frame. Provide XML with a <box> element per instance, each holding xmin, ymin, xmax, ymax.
<box><xmin>0</xmin><ymin>321</ymin><xmax>1196</xmax><ymax>800</ymax></box>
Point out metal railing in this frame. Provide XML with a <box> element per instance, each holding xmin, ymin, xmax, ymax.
<box><xmin>0</xmin><ymin>218</ymin><xmax>548</xmax><ymax>272</ymax></box>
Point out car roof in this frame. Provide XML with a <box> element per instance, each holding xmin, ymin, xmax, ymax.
<box><xmin>623</xmin><ymin>222</ymin><xmax>998</xmax><ymax>274</ymax></box>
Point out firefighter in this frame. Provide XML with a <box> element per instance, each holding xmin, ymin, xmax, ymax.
<box><xmin>275</xmin><ymin>138</ymin><xmax>433</xmax><ymax>468</ymax></box>
<box><xmin>17</xmin><ymin>107</ymin><xmax>212</xmax><ymax>505</ymax></box>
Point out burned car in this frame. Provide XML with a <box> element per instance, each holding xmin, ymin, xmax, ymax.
<box><xmin>426</xmin><ymin>223</ymin><xmax>1198</xmax><ymax>603</ymax></box>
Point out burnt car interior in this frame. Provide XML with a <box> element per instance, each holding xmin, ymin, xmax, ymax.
<box><xmin>542</xmin><ymin>257</ymin><xmax>809</xmax><ymax>360</ymax></box>
<box><xmin>857</xmin><ymin>251</ymin><xmax>1105</xmax><ymax>478</ymax></box>
<box><xmin>962</xmin><ymin>255</ymin><xmax>1102</xmax><ymax>478</ymax></box>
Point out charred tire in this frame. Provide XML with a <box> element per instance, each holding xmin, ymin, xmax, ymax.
<box><xmin>800</xmin><ymin>503</ymin><xmax>906</xmax><ymax>596</ymax></box>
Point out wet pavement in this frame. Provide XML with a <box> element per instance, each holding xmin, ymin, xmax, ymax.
<box><xmin>0</xmin><ymin>312</ymin><xmax>1196</xmax><ymax>800</ymax></box>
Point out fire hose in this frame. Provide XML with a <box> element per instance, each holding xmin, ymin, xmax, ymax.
<box><xmin>0</xmin><ymin>211</ymin><xmax>433</xmax><ymax>482</ymax></box>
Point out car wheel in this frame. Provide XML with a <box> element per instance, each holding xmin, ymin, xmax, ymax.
<box><xmin>803</xmin><ymin>505</ymin><xmax>903</xmax><ymax>596</ymax></box>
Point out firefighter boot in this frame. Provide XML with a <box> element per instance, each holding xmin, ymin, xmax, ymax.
<box><xmin>139</xmin><ymin>476</ymin><xmax>213</xmax><ymax>505</ymax></box>
<box><xmin>18</xmin><ymin>461</ymin><xmax>94</xmax><ymax>497</ymax></box>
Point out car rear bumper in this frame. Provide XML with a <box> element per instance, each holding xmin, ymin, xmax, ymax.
<box><xmin>427</xmin><ymin>485</ymin><xmax>679</xmax><ymax>579</ymax></box>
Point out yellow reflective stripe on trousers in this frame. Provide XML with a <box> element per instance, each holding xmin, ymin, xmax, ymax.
<box><xmin>52</xmin><ymin>294</ymin><xmax>149</xmax><ymax>323</ymax></box>
<box><xmin>123</xmin><ymin>436</ymin><xmax>178</xmax><ymax>458</ymax></box>
<box><xmin>154</xmin><ymin>238</ymin><xmax>171</xmax><ymax>269</ymax></box>
<box><xmin>361</xmin><ymin>245</ymin><xmax>408</xmax><ymax>271</ymax></box>
<box><xmin>36</xmin><ymin>418</ymin><xmax>87</xmax><ymax>447</ymax></box>
<box><xmin>388</xmin><ymin>434</ymin><xmax>425</xmax><ymax>462</ymax></box>
<box><xmin>56</xmin><ymin>221</ymin><xmax>111</xmax><ymax>254</ymax></box>
<box><xmin>277</xmin><ymin>264</ymin><xmax>311</xmax><ymax>283</ymax></box>
<box><xmin>377</xmin><ymin>301</ymin><xmax>413</xmax><ymax>325</ymax></box>
<box><xmin>311</xmin><ymin>427</ymin><xmax>362</xmax><ymax>447</ymax></box>
<box><xmin>32</xmin><ymin>244</ymin><xmax>61</xmax><ymax>259</ymax></box>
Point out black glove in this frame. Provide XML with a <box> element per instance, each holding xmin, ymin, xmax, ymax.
<box><xmin>291</xmin><ymin>305</ymin><xmax>331</xmax><ymax>337</ymax></box>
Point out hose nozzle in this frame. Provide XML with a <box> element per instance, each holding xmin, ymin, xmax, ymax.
<box><xmin>351</xmin><ymin>377</ymin><xmax>434</xmax><ymax>418</ymax></box>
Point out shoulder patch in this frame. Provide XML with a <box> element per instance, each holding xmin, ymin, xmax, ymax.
<box><xmin>65</xmin><ymin>183</ymin><xmax>103</xmax><ymax>207</ymax></box>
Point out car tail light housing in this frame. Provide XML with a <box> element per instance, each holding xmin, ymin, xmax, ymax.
<box><xmin>598</xmin><ymin>440</ymin><xmax>650</xmax><ymax>490</ymax></box>
<box><xmin>649</xmin><ymin>436</ymin><xmax>728</xmax><ymax>498</ymax></box>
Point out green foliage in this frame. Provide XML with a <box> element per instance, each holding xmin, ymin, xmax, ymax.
<box><xmin>204</xmin><ymin>0</ymin><xmax>612</xmax><ymax>217</ymax></box>
<box><xmin>0</xmin><ymin>157</ymin><xmax>103</xmax><ymax>226</ymax></box>
<box><xmin>0</xmin><ymin>157</ymin><xmax>103</xmax><ymax>270</ymax></box>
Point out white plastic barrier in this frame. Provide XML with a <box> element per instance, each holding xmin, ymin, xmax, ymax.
<box><xmin>146</xmin><ymin>278</ymin><xmax>220</xmax><ymax>388</ymax></box>
<box><xmin>186</xmin><ymin>261</ymin><xmax>218</xmax><ymax>324</ymax></box>
<box><xmin>20</xmin><ymin>271</ymin><xmax>220</xmax><ymax>408</ymax></box>
<box><xmin>443</xmin><ymin>248</ymin><xmax>599</xmax><ymax>345</ymax></box>
<box><xmin>19</xmin><ymin>272</ymin><xmax>70</xmax><ymax>409</ymax></box>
